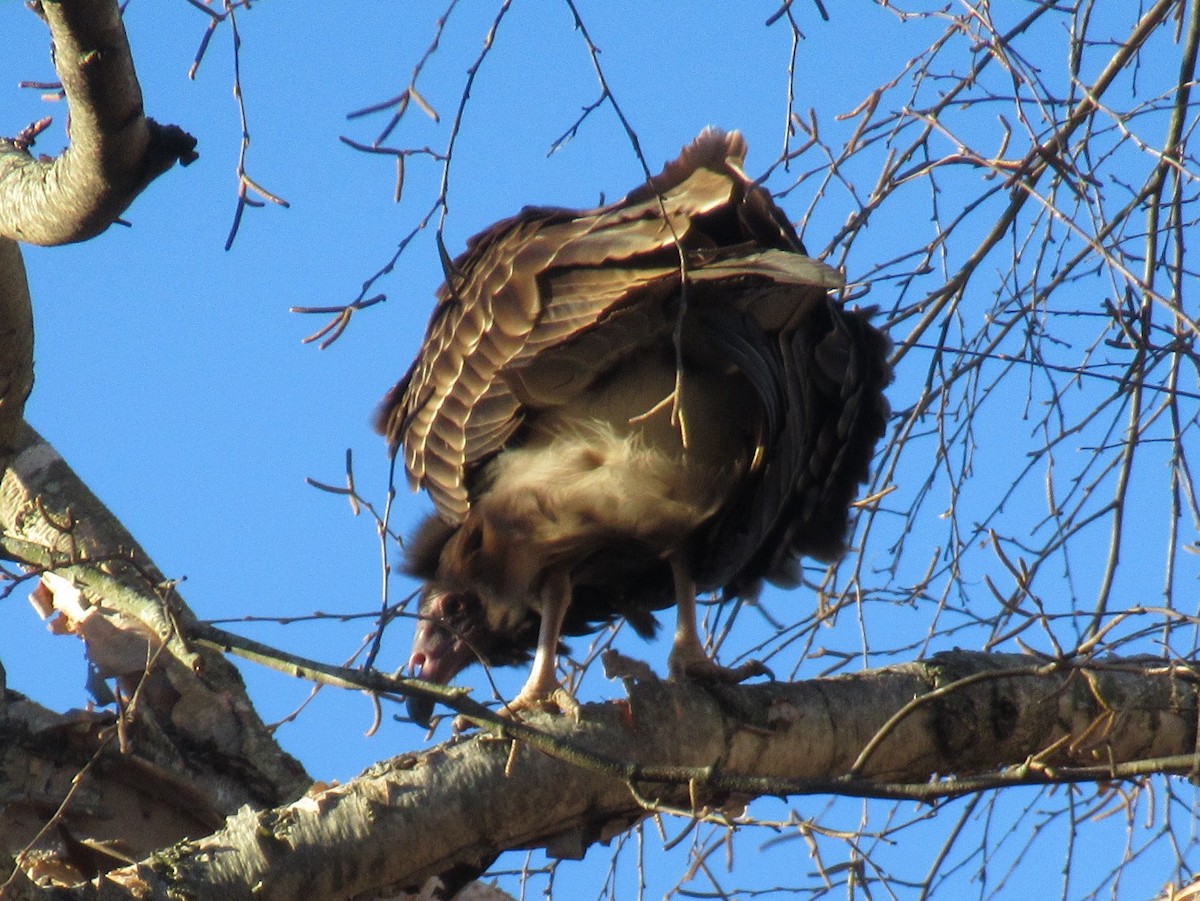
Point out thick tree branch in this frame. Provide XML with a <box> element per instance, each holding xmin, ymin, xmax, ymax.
<box><xmin>0</xmin><ymin>239</ymin><xmax>33</xmax><ymax>452</ymax></box>
<box><xmin>0</xmin><ymin>689</ymin><xmax>232</xmax><ymax>890</ymax></box>
<box><xmin>2</xmin><ymin>649</ymin><xmax>1190</xmax><ymax>900</ymax></box>
<box><xmin>0</xmin><ymin>0</ymin><xmax>196</xmax><ymax>246</ymax></box>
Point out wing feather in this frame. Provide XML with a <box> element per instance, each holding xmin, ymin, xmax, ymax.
<box><xmin>379</xmin><ymin>129</ymin><xmax>772</xmax><ymax>522</ymax></box>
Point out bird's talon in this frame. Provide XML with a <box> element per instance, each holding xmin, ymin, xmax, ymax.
<box><xmin>499</xmin><ymin>686</ymin><xmax>580</xmax><ymax>720</ymax></box>
<box><xmin>552</xmin><ymin>688</ymin><xmax>582</xmax><ymax>721</ymax></box>
<box><xmin>669</xmin><ymin>653</ymin><xmax>771</xmax><ymax>685</ymax></box>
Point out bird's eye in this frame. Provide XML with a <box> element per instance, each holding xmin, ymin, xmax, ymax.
<box><xmin>443</xmin><ymin>594</ymin><xmax>467</xmax><ymax>619</ymax></box>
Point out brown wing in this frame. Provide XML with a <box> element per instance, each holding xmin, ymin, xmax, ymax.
<box><xmin>377</xmin><ymin>128</ymin><xmax>842</xmax><ymax>524</ymax></box>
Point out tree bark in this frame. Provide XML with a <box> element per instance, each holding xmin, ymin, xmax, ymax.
<box><xmin>0</xmin><ymin>238</ymin><xmax>33</xmax><ymax>453</ymax></box>
<box><xmin>0</xmin><ymin>423</ymin><xmax>312</xmax><ymax>808</ymax></box>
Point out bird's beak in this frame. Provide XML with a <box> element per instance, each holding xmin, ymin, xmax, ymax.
<box><xmin>405</xmin><ymin>691</ymin><xmax>436</xmax><ymax>728</ymax></box>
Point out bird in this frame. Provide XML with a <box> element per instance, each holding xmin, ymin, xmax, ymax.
<box><xmin>377</xmin><ymin>128</ymin><xmax>891</xmax><ymax>724</ymax></box>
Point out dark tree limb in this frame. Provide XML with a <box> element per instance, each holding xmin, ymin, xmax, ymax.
<box><xmin>0</xmin><ymin>690</ymin><xmax>232</xmax><ymax>890</ymax></box>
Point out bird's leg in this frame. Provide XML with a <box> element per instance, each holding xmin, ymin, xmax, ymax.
<box><xmin>504</xmin><ymin>568</ymin><xmax>579</xmax><ymax>718</ymax></box>
<box><xmin>668</xmin><ymin>555</ymin><xmax>771</xmax><ymax>683</ymax></box>
<box><xmin>668</xmin><ymin>558</ymin><xmax>707</xmax><ymax>674</ymax></box>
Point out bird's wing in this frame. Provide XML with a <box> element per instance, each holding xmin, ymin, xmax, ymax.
<box><xmin>378</xmin><ymin>129</ymin><xmax>797</xmax><ymax>523</ymax></box>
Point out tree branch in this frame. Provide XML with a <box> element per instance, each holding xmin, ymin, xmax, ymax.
<box><xmin>0</xmin><ymin>0</ymin><xmax>196</xmax><ymax>246</ymax></box>
<box><xmin>0</xmin><ymin>239</ymin><xmax>33</xmax><ymax>451</ymax></box>
<box><xmin>3</xmin><ymin>649</ymin><xmax>1191</xmax><ymax>900</ymax></box>
<box><xmin>0</xmin><ymin>424</ymin><xmax>311</xmax><ymax>813</ymax></box>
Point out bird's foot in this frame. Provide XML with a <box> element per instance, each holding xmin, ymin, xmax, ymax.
<box><xmin>669</xmin><ymin>649</ymin><xmax>773</xmax><ymax>684</ymax></box>
<box><xmin>449</xmin><ymin>686</ymin><xmax>579</xmax><ymax>732</ymax></box>
<box><xmin>500</xmin><ymin>685</ymin><xmax>580</xmax><ymax>720</ymax></box>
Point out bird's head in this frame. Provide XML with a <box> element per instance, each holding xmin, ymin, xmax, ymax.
<box><xmin>404</xmin><ymin>584</ymin><xmax>538</xmax><ymax>726</ymax></box>
<box><xmin>405</xmin><ymin>587</ymin><xmax>484</xmax><ymax>726</ymax></box>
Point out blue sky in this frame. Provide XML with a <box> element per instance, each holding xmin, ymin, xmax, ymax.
<box><xmin>3</xmin><ymin>2</ymin><xmax>1196</xmax><ymax>898</ymax></box>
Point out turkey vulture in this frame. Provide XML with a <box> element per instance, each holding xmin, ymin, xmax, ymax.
<box><xmin>378</xmin><ymin>128</ymin><xmax>891</xmax><ymax>723</ymax></box>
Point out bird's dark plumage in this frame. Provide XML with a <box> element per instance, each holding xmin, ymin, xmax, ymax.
<box><xmin>378</xmin><ymin>128</ymin><xmax>891</xmax><ymax>722</ymax></box>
